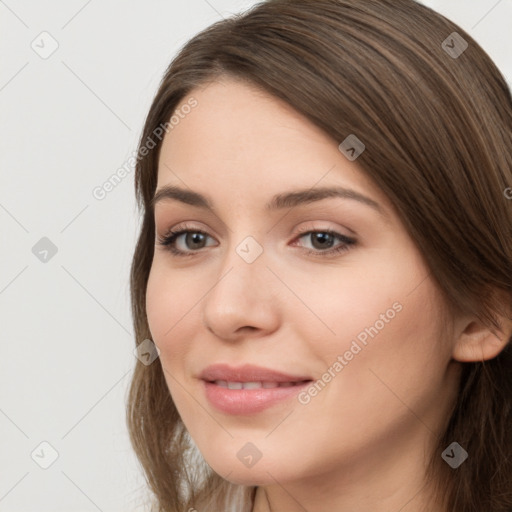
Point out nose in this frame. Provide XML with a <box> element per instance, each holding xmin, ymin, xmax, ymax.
<box><xmin>201</xmin><ymin>239</ymin><xmax>281</xmax><ymax>342</ymax></box>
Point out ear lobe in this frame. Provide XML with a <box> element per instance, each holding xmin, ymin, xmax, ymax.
<box><xmin>452</xmin><ymin>318</ymin><xmax>512</xmax><ymax>362</ymax></box>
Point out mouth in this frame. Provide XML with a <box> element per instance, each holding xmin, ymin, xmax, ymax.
<box><xmin>199</xmin><ymin>363</ymin><xmax>312</xmax><ymax>383</ymax></box>
<box><xmin>209</xmin><ymin>380</ymin><xmax>311</xmax><ymax>389</ymax></box>
<box><xmin>199</xmin><ymin>364</ymin><xmax>313</xmax><ymax>415</ymax></box>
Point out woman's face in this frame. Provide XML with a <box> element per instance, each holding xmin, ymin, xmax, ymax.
<box><xmin>146</xmin><ymin>77</ymin><xmax>460</xmax><ymax>492</ymax></box>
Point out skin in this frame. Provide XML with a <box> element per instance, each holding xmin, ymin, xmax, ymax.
<box><xmin>145</xmin><ymin>77</ymin><xmax>508</xmax><ymax>512</ymax></box>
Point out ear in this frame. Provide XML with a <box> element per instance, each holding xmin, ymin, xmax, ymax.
<box><xmin>452</xmin><ymin>313</ymin><xmax>512</xmax><ymax>362</ymax></box>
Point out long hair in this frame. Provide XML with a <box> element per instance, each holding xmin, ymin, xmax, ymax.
<box><xmin>126</xmin><ymin>1</ymin><xmax>512</xmax><ymax>510</ymax></box>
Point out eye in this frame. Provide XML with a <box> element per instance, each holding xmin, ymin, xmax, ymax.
<box><xmin>156</xmin><ymin>223</ymin><xmax>217</xmax><ymax>257</ymax></box>
<box><xmin>292</xmin><ymin>228</ymin><xmax>356</xmax><ymax>257</ymax></box>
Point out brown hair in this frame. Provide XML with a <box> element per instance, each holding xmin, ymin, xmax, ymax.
<box><xmin>126</xmin><ymin>1</ymin><xmax>512</xmax><ymax>510</ymax></box>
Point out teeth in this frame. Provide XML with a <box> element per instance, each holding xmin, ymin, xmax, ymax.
<box><xmin>213</xmin><ymin>380</ymin><xmax>300</xmax><ymax>389</ymax></box>
<box><xmin>243</xmin><ymin>382</ymin><xmax>262</xmax><ymax>389</ymax></box>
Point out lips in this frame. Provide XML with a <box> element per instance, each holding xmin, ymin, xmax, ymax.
<box><xmin>199</xmin><ymin>364</ymin><xmax>313</xmax><ymax>415</ymax></box>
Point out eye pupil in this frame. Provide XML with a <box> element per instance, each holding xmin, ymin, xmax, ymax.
<box><xmin>311</xmin><ymin>232</ymin><xmax>334</xmax><ymax>249</ymax></box>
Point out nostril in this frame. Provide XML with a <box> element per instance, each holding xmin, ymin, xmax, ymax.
<box><xmin>238</xmin><ymin>325</ymin><xmax>257</xmax><ymax>333</ymax></box>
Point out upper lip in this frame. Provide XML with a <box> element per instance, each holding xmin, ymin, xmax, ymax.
<box><xmin>199</xmin><ymin>364</ymin><xmax>312</xmax><ymax>383</ymax></box>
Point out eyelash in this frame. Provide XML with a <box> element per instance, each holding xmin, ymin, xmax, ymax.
<box><xmin>156</xmin><ymin>223</ymin><xmax>356</xmax><ymax>258</ymax></box>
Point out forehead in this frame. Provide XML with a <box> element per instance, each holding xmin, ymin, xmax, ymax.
<box><xmin>156</xmin><ymin>78</ymin><xmax>389</xmax><ymax>214</ymax></box>
<box><xmin>159</xmin><ymin>78</ymin><xmax>331</xmax><ymax>164</ymax></box>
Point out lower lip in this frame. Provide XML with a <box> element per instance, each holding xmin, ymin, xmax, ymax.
<box><xmin>203</xmin><ymin>380</ymin><xmax>311</xmax><ymax>415</ymax></box>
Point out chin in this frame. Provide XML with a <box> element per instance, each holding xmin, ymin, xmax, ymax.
<box><xmin>202</xmin><ymin>446</ymin><xmax>305</xmax><ymax>486</ymax></box>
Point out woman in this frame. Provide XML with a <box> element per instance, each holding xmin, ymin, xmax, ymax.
<box><xmin>126</xmin><ymin>1</ymin><xmax>512</xmax><ymax>510</ymax></box>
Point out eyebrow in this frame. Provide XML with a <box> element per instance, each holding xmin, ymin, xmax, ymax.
<box><xmin>151</xmin><ymin>184</ymin><xmax>386</xmax><ymax>218</ymax></box>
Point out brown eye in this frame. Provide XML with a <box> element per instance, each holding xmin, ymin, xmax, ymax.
<box><xmin>293</xmin><ymin>229</ymin><xmax>356</xmax><ymax>257</ymax></box>
<box><xmin>183</xmin><ymin>232</ymin><xmax>208</xmax><ymax>250</ymax></box>
<box><xmin>309</xmin><ymin>232</ymin><xmax>336</xmax><ymax>250</ymax></box>
<box><xmin>157</xmin><ymin>227</ymin><xmax>217</xmax><ymax>257</ymax></box>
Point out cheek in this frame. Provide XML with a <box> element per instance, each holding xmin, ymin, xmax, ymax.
<box><xmin>145</xmin><ymin>265</ymin><xmax>202</xmax><ymax>419</ymax></box>
<box><xmin>145</xmin><ymin>262</ymin><xmax>197</xmax><ymax>361</ymax></box>
<box><xmin>291</xmin><ymin>246</ymin><xmax>449</xmax><ymax>399</ymax></box>
<box><xmin>305</xmin><ymin>280</ymin><xmax>450</xmax><ymax>432</ymax></box>
<box><xmin>283</xmin><ymin>251</ymin><xmax>413</xmax><ymax>348</ymax></box>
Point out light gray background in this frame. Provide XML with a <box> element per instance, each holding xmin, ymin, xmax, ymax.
<box><xmin>1</xmin><ymin>1</ymin><xmax>510</xmax><ymax>511</ymax></box>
